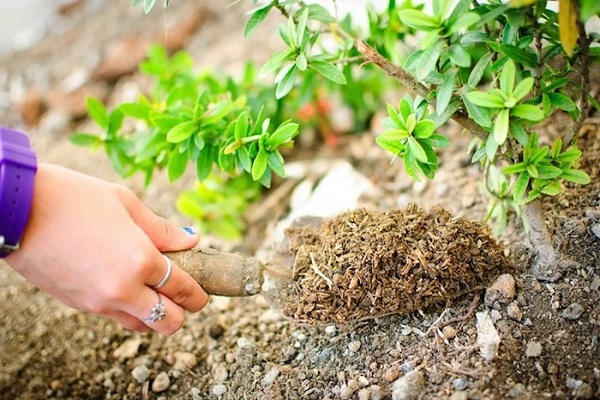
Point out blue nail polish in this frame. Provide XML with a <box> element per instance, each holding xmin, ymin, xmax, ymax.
<box><xmin>182</xmin><ymin>227</ymin><xmax>198</xmax><ymax>235</ymax></box>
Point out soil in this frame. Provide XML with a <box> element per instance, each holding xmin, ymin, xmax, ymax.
<box><xmin>0</xmin><ymin>2</ymin><xmax>599</xmax><ymax>400</ymax></box>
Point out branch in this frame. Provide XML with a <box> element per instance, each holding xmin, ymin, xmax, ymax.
<box><xmin>356</xmin><ymin>40</ymin><xmax>489</xmax><ymax>142</ymax></box>
<box><xmin>563</xmin><ymin>21</ymin><xmax>591</xmax><ymax>149</ymax></box>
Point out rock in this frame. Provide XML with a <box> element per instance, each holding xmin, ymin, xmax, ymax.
<box><xmin>383</xmin><ymin>366</ymin><xmax>400</xmax><ymax>382</ymax></box>
<box><xmin>93</xmin><ymin>36</ymin><xmax>149</xmax><ymax>82</ymax></box>
<box><xmin>508</xmin><ymin>383</ymin><xmax>527</xmax><ymax>398</ymax></box>
<box><xmin>591</xmin><ymin>223</ymin><xmax>600</xmax><ymax>239</ymax></box>
<box><xmin>526</xmin><ymin>341</ymin><xmax>543</xmax><ymax>357</ymax></box>
<box><xmin>173</xmin><ymin>352</ymin><xmax>197</xmax><ymax>371</ymax></box>
<box><xmin>566</xmin><ymin>376</ymin><xmax>583</xmax><ymax>390</ymax></box>
<box><xmin>506</xmin><ymin>302</ymin><xmax>523</xmax><ymax>322</ymax></box>
<box><xmin>452</xmin><ymin>378</ymin><xmax>469</xmax><ymax>391</ymax></box>
<box><xmin>131</xmin><ymin>365</ymin><xmax>150</xmax><ymax>383</ymax></box>
<box><xmin>113</xmin><ymin>338</ymin><xmax>142</xmax><ymax>361</ymax></box>
<box><xmin>591</xmin><ymin>276</ymin><xmax>600</xmax><ymax>291</ymax></box>
<box><xmin>369</xmin><ymin>385</ymin><xmax>383</xmax><ymax>400</ymax></box>
<box><xmin>442</xmin><ymin>325</ymin><xmax>456</xmax><ymax>340</ymax></box>
<box><xmin>208</xmin><ymin>324</ymin><xmax>225</xmax><ymax>339</ymax></box>
<box><xmin>151</xmin><ymin>372</ymin><xmax>170</xmax><ymax>393</ymax></box>
<box><xmin>358</xmin><ymin>387</ymin><xmax>371</xmax><ymax>400</ymax></box>
<box><xmin>261</xmin><ymin>367</ymin><xmax>280</xmax><ymax>387</ymax></box>
<box><xmin>412</xmin><ymin>181</ymin><xmax>427</xmax><ymax>194</ymax></box>
<box><xmin>485</xmin><ymin>274</ymin><xmax>516</xmax><ymax>307</ymax></box>
<box><xmin>212</xmin><ymin>364</ymin><xmax>228</xmax><ymax>384</ymax></box>
<box><xmin>450</xmin><ymin>392</ymin><xmax>469</xmax><ymax>400</ymax></box>
<box><xmin>340</xmin><ymin>384</ymin><xmax>355</xmax><ymax>400</ymax></box>
<box><xmin>562</xmin><ymin>303</ymin><xmax>584</xmax><ymax>320</ymax></box>
<box><xmin>325</xmin><ymin>325</ymin><xmax>337</xmax><ymax>335</ymax></box>
<box><xmin>391</xmin><ymin>370</ymin><xmax>425</xmax><ymax>400</ymax></box>
<box><xmin>191</xmin><ymin>387</ymin><xmax>202</xmax><ymax>400</ymax></box>
<box><xmin>212</xmin><ymin>384</ymin><xmax>227</xmax><ymax>396</ymax></box>
<box><xmin>476</xmin><ymin>311</ymin><xmax>501</xmax><ymax>362</ymax></box>
<box><xmin>19</xmin><ymin>89</ymin><xmax>47</xmax><ymax>127</ymax></box>
<box><xmin>348</xmin><ymin>341</ymin><xmax>362</xmax><ymax>352</ymax></box>
<box><xmin>161</xmin><ymin>11</ymin><xmax>205</xmax><ymax>53</ymax></box>
<box><xmin>573</xmin><ymin>383</ymin><xmax>594</xmax><ymax>399</ymax></box>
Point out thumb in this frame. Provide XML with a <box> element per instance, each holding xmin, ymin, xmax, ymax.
<box><xmin>122</xmin><ymin>193</ymin><xmax>200</xmax><ymax>252</ymax></box>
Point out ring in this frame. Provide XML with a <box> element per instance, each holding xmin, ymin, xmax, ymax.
<box><xmin>152</xmin><ymin>256</ymin><xmax>173</xmax><ymax>289</ymax></box>
<box><xmin>143</xmin><ymin>292</ymin><xmax>166</xmax><ymax>323</ymax></box>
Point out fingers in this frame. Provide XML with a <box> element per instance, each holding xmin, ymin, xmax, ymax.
<box><xmin>117</xmin><ymin>187</ymin><xmax>200</xmax><ymax>252</ymax></box>
<box><xmin>147</xmin><ymin>255</ymin><xmax>209</xmax><ymax>313</ymax></box>
<box><xmin>135</xmin><ymin>290</ymin><xmax>187</xmax><ymax>336</ymax></box>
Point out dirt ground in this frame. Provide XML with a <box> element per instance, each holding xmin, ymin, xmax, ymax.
<box><xmin>0</xmin><ymin>2</ymin><xmax>599</xmax><ymax>400</ymax></box>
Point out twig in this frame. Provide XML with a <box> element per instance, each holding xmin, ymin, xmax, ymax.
<box><xmin>439</xmin><ymin>291</ymin><xmax>482</xmax><ymax>329</ymax></box>
<box><xmin>309</xmin><ymin>252</ymin><xmax>333</xmax><ymax>288</ymax></box>
<box><xmin>563</xmin><ymin>22</ymin><xmax>591</xmax><ymax>149</ymax></box>
<box><xmin>356</xmin><ymin>40</ymin><xmax>489</xmax><ymax>142</ymax></box>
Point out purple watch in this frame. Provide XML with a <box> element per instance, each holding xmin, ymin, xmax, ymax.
<box><xmin>0</xmin><ymin>127</ymin><xmax>37</xmax><ymax>258</ymax></box>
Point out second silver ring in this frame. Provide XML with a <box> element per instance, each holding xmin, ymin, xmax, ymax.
<box><xmin>152</xmin><ymin>255</ymin><xmax>173</xmax><ymax>290</ymax></box>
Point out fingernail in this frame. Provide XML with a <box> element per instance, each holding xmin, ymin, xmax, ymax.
<box><xmin>182</xmin><ymin>227</ymin><xmax>198</xmax><ymax>235</ymax></box>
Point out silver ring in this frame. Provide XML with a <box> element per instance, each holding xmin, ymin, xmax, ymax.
<box><xmin>152</xmin><ymin>256</ymin><xmax>173</xmax><ymax>289</ymax></box>
<box><xmin>143</xmin><ymin>292</ymin><xmax>166</xmax><ymax>323</ymax></box>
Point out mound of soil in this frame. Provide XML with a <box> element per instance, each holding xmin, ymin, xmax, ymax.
<box><xmin>285</xmin><ymin>205</ymin><xmax>509</xmax><ymax>324</ymax></box>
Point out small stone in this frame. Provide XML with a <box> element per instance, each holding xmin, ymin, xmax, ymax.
<box><xmin>191</xmin><ymin>387</ymin><xmax>202</xmax><ymax>400</ymax></box>
<box><xmin>151</xmin><ymin>372</ymin><xmax>170</xmax><ymax>393</ymax></box>
<box><xmin>526</xmin><ymin>341</ymin><xmax>543</xmax><ymax>357</ymax></box>
<box><xmin>391</xmin><ymin>370</ymin><xmax>424</xmax><ymax>400</ymax></box>
<box><xmin>212</xmin><ymin>384</ymin><xmax>227</xmax><ymax>396</ymax></box>
<box><xmin>476</xmin><ymin>311</ymin><xmax>501</xmax><ymax>362</ymax></box>
<box><xmin>566</xmin><ymin>376</ymin><xmax>583</xmax><ymax>390</ymax></box>
<box><xmin>442</xmin><ymin>326</ymin><xmax>456</xmax><ymax>340</ymax></box>
<box><xmin>173</xmin><ymin>352</ymin><xmax>197</xmax><ymax>371</ymax></box>
<box><xmin>453</xmin><ymin>378</ymin><xmax>469</xmax><ymax>391</ymax></box>
<box><xmin>574</xmin><ymin>383</ymin><xmax>594</xmax><ymax>399</ymax></box>
<box><xmin>348</xmin><ymin>379</ymin><xmax>361</xmax><ymax>392</ymax></box>
<box><xmin>340</xmin><ymin>384</ymin><xmax>355</xmax><ymax>400</ymax></box>
<box><xmin>591</xmin><ymin>223</ymin><xmax>600</xmax><ymax>239</ymax></box>
<box><xmin>325</xmin><ymin>325</ymin><xmax>337</xmax><ymax>335</ymax></box>
<box><xmin>506</xmin><ymin>302</ymin><xmax>523</xmax><ymax>322</ymax></box>
<box><xmin>412</xmin><ymin>181</ymin><xmax>427</xmax><ymax>194</ymax></box>
<box><xmin>383</xmin><ymin>367</ymin><xmax>400</xmax><ymax>382</ymax></box>
<box><xmin>348</xmin><ymin>341</ymin><xmax>362</xmax><ymax>352</ymax></box>
<box><xmin>212</xmin><ymin>364</ymin><xmax>228</xmax><ymax>384</ymax></box>
<box><xmin>508</xmin><ymin>383</ymin><xmax>527</xmax><ymax>398</ymax></box>
<box><xmin>485</xmin><ymin>274</ymin><xmax>516</xmax><ymax>307</ymax></box>
<box><xmin>562</xmin><ymin>303</ymin><xmax>584</xmax><ymax>320</ymax></box>
<box><xmin>358</xmin><ymin>388</ymin><xmax>371</xmax><ymax>400</ymax></box>
<box><xmin>261</xmin><ymin>367</ymin><xmax>280</xmax><ymax>387</ymax></box>
<box><xmin>208</xmin><ymin>324</ymin><xmax>225</xmax><ymax>340</ymax></box>
<box><xmin>236</xmin><ymin>337</ymin><xmax>252</xmax><ymax>348</ymax></box>
<box><xmin>591</xmin><ymin>276</ymin><xmax>600</xmax><ymax>291</ymax></box>
<box><xmin>370</xmin><ymin>385</ymin><xmax>383</xmax><ymax>400</ymax></box>
<box><xmin>450</xmin><ymin>392</ymin><xmax>469</xmax><ymax>400</ymax></box>
<box><xmin>113</xmin><ymin>338</ymin><xmax>142</xmax><ymax>361</ymax></box>
<box><xmin>131</xmin><ymin>365</ymin><xmax>150</xmax><ymax>383</ymax></box>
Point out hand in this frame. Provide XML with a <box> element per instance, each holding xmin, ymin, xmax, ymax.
<box><xmin>5</xmin><ymin>163</ymin><xmax>209</xmax><ymax>335</ymax></box>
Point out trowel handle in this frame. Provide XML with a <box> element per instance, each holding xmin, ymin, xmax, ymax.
<box><xmin>165</xmin><ymin>248</ymin><xmax>263</xmax><ymax>297</ymax></box>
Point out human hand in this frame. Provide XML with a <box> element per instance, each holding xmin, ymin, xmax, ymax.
<box><xmin>5</xmin><ymin>163</ymin><xmax>209</xmax><ymax>335</ymax></box>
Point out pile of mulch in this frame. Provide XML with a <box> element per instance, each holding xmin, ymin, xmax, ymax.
<box><xmin>282</xmin><ymin>204</ymin><xmax>509</xmax><ymax>324</ymax></box>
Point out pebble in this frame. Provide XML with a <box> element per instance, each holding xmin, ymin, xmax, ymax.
<box><xmin>453</xmin><ymin>378</ymin><xmax>469</xmax><ymax>391</ymax></box>
<box><xmin>173</xmin><ymin>352</ymin><xmax>197</xmax><ymax>371</ymax></box>
<box><xmin>213</xmin><ymin>364</ymin><xmax>229</xmax><ymax>383</ymax></box>
<box><xmin>358</xmin><ymin>388</ymin><xmax>371</xmax><ymax>400</ymax></box>
<box><xmin>508</xmin><ymin>383</ymin><xmax>527</xmax><ymax>398</ymax></box>
<box><xmin>261</xmin><ymin>367</ymin><xmax>280</xmax><ymax>387</ymax></box>
<box><xmin>476</xmin><ymin>311</ymin><xmax>501</xmax><ymax>362</ymax></box>
<box><xmin>526</xmin><ymin>341</ymin><xmax>543</xmax><ymax>357</ymax></box>
<box><xmin>485</xmin><ymin>274</ymin><xmax>516</xmax><ymax>307</ymax></box>
<box><xmin>383</xmin><ymin>367</ymin><xmax>400</xmax><ymax>382</ymax></box>
<box><xmin>412</xmin><ymin>181</ymin><xmax>427</xmax><ymax>194</ymax></box>
<box><xmin>506</xmin><ymin>302</ymin><xmax>523</xmax><ymax>322</ymax></box>
<box><xmin>442</xmin><ymin>326</ymin><xmax>456</xmax><ymax>340</ymax></box>
<box><xmin>591</xmin><ymin>223</ymin><xmax>600</xmax><ymax>239</ymax></box>
<box><xmin>450</xmin><ymin>392</ymin><xmax>469</xmax><ymax>400</ymax></box>
<box><xmin>562</xmin><ymin>303</ymin><xmax>584</xmax><ymax>320</ymax></box>
<box><xmin>237</xmin><ymin>337</ymin><xmax>252</xmax><ymax>349</ymax></box>
<box><xmin>325</xmin><ymin>325</ymin><xmax>337</xmax><ymax>335</ymax></box>
<box><xmin>113</xmin><ymin>338</ymin><xmax>142</xmax><ymax>361</ymax></box>
<box><xmin>131</xmin><ymin>365</ymin><xmax>150</xmax><ymax>383</ymax></box>
<box><xmin>566</xmin><ymin>376</ymin><xmax>583</xmax><ymax>390</ymax></box>
<box><xmin>591</xmin><ymin>276</ymin><xmax>600</xmax><ymax>291</ymax></box>
<box><xmin>340</xmin><ymin>384</ymin><xmax>355</xmax><ymax>399</ymax></box>
<box><xmin>191</xmin><ymin>387</ymin><xmax>202</xmax><ymax>400</ymax></box>
<box><xmin>391</xmin><ymin>370</ymin><xmax>424</xmax><ymax>400</ymax></box>
<box><xmin>348</xmin><ymin>341</ymin><xmax>362</xmax><ymax>352</ymax></box>
<box><xmin>151</xmin><ymin>372</ymin><xmax>170</xmax><ymax>393</ymax></box>
<box><xmin>212</xmin><ymin>384</ymin><xmax>227</xmax><ymax>396</ymax></box>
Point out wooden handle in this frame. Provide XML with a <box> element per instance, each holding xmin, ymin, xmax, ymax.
<box><xmin>165</xmin><ymin>248</ymin><xmax>263</xmax><ymax>297</ymax></box>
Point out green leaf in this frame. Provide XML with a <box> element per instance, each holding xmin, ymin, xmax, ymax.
<box><xmin>398</xmin><ymin>9</ymin><xmax>440</xmax><ymax>30</ymax></box>
<box><xmin>267</xmin><ymin>122</ymin><xmax>299</xmax><ymax>147</ymax></box>
<box><xmin>500</xmin><ymin>59</ymin><xmax>516</xmax><ymax>95</ymax></box>
<box><xmin>296</xmin><ymin>52</ymin><xmax>308</xmax><ymax>71</ymax></box>
<box><xmin>512</xmin><ymin>77</ymin><xmax>534</xmax><ymax>102</ymax></box>
<box><xmin>462</xmin><ymin>94</ymin><xmax>492</xmax><ymax>128</ymax></box>
<box><xmin>486</xmin><ymin>134</ymin><xmax>499</xmax><ymax>160</ymax></box>
<box><xmin>70</xmin><ymin>132</ymin><xmax>101</xmax><ymax>147</ymax></box>
<box><xmin>513</xmin><ymin>172</ymin><xmax>530</xmax><ymax>201</ymax></box>
<box><xmin>303</xmin><ymin>4</ymin><xmax>335</xmax><ymax>23</ymax></box>
<box><xmin>268</xmin><ymin>151</ymin><xmax>286</xmax><ymax>178</ymax></box>
<box><xmin>427</xmin><ymin>134</ymin><xmax>450</xmax><ymax>148</ymax></box>
<box><xmin>415</xmin><ymin>40</ymin><xmax>444</xmax><ymax>80</ymax></box>
<box><xmin>167</xmin><ymin>121</ymin><xmax>198</xmax><ymax>143</ymax></box>
<box><xmin>275</xmin><ymin>64</ymin><xmax>299</xmax><ymax>99</ymax></box>
<box><xmin>511</xmin><ymin>104</ymin><xmax>545</xmax><ymax>121</ymax></box>
<box><xmin>196</xmin><ymin>151</ymin><xmax>213</xmax><ymax>182</ymax></box>
<box><xmin>376</xmin><ymin>134</ymin><xmax>405</xmax><ymax>155</ymax></box>
<box><xmin>436</xmin><ymin>70</ymin><xmax>456</xmax><ymax>115</ymax></box>
<box><xmin>493</xmin><ymin>108</ymin><xmax>510</xmax><ymax>144</ymax></box>
<box><xmin>308</xmin><ymin>61</ymin><xmax>347</xmax><ymax>85</ymax></box>
<box><xmin>503</xmin><ymin>162</ymin><xmax>527</xmax><ymax>174</ymax></box>
<box><xmin>86</xmin><ymin>97</ymin><xmax>109</xmax><ymax>128</ymax></box>
<box><xmin>118</xmin><ymin>102</ymin><xmax>151</xmax><ymax>120</ymax></box>
<box><xmin>252</xmin><ymin>147</ymin><xmax>269</xmax><ymax>181</ymax></box>
<box><xmin>413</xmin><ymin>120</ymin><xmax>436</xmax><ymax>139</ymax></box>
<box><xmin>526</xmin><ymin>164</ymin><xmax>539</xmax><ymax>178</ymax></box>
<box><xmin>245</xmin><ymin>4</ymin><xmax>273</xmax><ymax>38</ymax></box>
<box><xmin>407</xmin><ymin>136</ymin><xmax>428</xmax><ymax>163</ymax></box>
<box><xmin>489</xmin><ymin>43</ymin><xmax>538</xmax><ymax>68</ymax></box>
<box><xmin>536</xmin><ymin>164</ymin><xmax>563</xmax><ymax>179</ymax></box>
<box><xmin>547</xmin><ymin>92</ymin><xmax>577</xmax><ymax>112</ymax></box>
<box><xmin>465</xmin><ymin>91</ymin><xmax>505</xmax><ymax>108</ymax></box>
<box><xmin>551</xmin><ymin>138</ymin><xmax>563</xmax><ymax>159</ymax></box>
<box><xmin>202</xmin><ymin>100</ymin><xmax>233</xmax><ymax>125</ymax></box>
<box><xmin>468</xmin><ymin>52</ymin><xmax>494</xmax><ymax>88</ymax></box>
<box><xmin>235</xmin><ymin>111</ymin><xmax>249</xmax><ymax>140</ymax></box>
<box><xmin>447</xmin><ymin>12</ymin><xmax>480</xmax><ymax>35</ymax></box>
<box><xmin>540</xmin><ymin>181</ymin><xmax>561</xmax><ymax>196</ymax></box>
<box><xmin>167</xmin><ymin>148</ymin><xmax>188</xmax><ymax>182</ymax></box>
<box><xmin>261</xmin><ymin>49</ymin><xmax>295</xmax><ymax>76</ymax></box>
<box><xmin>151</xmin><ymin>113</ymin><xmax>182</xmax><ymax>132</ymax></box>
<box><xmin>296</xmin><ymin>8</ymin><xmax>309</xmax><ymax>46</ymax></box>
<box><xmin>561</xmin><ymin>169</ymin><xmax>591</xmax><ymax>184</ymax></box>
<box><xmin>448</xmin><ymin>45</ymin><xmax>471</xmax><ymax>67</ymax></box>
<box><xmin>237</xmin><ymin>146</ymin><xmax>252</xmax><ymax>173</ymax></box>
<box><xmin>510</xmin><ymin>122</ymin><xmax>528</xmax><ymax>146</ymax></box>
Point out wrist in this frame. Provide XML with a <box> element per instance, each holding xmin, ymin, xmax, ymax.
<box><xmin>0</xmin><ymin>127</ymin><xmax>37</xmax><ymax>258</ymax></box>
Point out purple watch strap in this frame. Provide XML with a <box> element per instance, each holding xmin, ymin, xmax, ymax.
<box><xmin>0</xmin><ymin>127</ymin><xmax>37</xmax><ymax>258</ymax></box>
